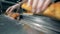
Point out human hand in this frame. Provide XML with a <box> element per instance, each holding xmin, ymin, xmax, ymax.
<box><xmin>27</xmin><ymin>0</ymin><xmax>51</xmax><ymax>14</ymax></box>
<box><xmin>6</xmin><ymin>4</ymin><xmax>20</xmax><ymax>13</ymax></box>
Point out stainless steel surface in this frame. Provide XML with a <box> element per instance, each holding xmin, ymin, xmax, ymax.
<box><xmin>0</xmin><ymin>14</ymin><xmax>60</xmax><ymax>34</ymax></box>
<box><xmin>0</xmin><ymin>15</ymin><xmax>27</xmax><ymax>34</ymax></box>
<box><xmin>20</xmin><ymin>15</ymin><xmax>60</xmax><ymax>34</ymax></box>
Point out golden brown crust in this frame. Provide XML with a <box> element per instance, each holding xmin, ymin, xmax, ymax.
<box><xmin>21</xmin><ymin>3</ymin><xmax>32</xmax><ymax>11</ymax></box>
<box><xmin>43</xmin><ymin>2</ymin><xmax>60</xmax><ymax>20</ymax></box>
<box><xmin>6</xmin><ymin>12</ymin><xmax>20</xmax><ymax>19</ymax></box>
<box><xmin>21</xmin><ymin>3</ymin><xmax>33</xmax><ymax>15</ymax></box>
<box><xmin>10</xmin><ymin>13</ymin><xmax>20</xmax><ymax>19</ymax></box>
<box><xmin>21</xmin><ymin>2</ymin><xmax>60</xmax><ymax>20</ymax></box>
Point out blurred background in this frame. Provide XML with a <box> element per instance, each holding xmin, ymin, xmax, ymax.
<box><xmin>0</xmin><ymin>0</ymin><xmax>60</xmax><ymax>34</ymax></box>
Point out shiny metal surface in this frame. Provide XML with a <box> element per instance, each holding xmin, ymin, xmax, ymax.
<box><xmin>0</xmin><ymin>15</ymin><xmax>27</xmax><ymax>34</ymax></box>
<box><xmin>20</xmin><ymin>15</ymin><xmax>60</xmax><ymax>34</ymax></box>
<box><xmin>0</xmin><ymin>15</ymin><xmax>60</xmax><ymax>34</ymax></box>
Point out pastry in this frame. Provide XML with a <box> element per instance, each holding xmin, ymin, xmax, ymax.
<box><xmin>43</xmin><ymin>2</ymin><xmax>60</xmax><ymax>20</ymax></box>
<box><xmin>21</xmin><ymin>2</ymin><xmax>60</xmax><ymax>20</ymax></box>
<box><xmin>21</xmin><ymin>3</ymin><xmax>33</xmax><ymax>15</ymax></box>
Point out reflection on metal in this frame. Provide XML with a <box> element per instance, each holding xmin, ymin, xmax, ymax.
<box><xmin>0</xmin><ymin>15</ymin><xmax>27</xmax><ymax>34</ymax></box>
<box><xmin>32</xmin><ymin>23</ymin><xmax>43</xmax><ymax>27</ymax></box>
<box><xmin>0</xmin><ymin>15</ymin><xmax>60</xmax><ymax>34</ymax></box>
<box><xmin>20</xmin><ymin>15</ymin><xmax>60</xmax><ymax>34</ymax></box>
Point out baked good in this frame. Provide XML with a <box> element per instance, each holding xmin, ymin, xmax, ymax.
<box><xmin>21</xmin><ymin>2</ymin><xmax>60</xmax><ymax>20</ymax></box>
<box><xmin>21</xmin><ymin>3</ymin><xmax>32</xmax><ymax>11</ymax></box>
<box><xmin>10</xmin><ymin>13</ymin><xmax>20</xmax><ymax>19</ymax></box>
<box><xmin>6</xmin><ymin>12</ymin><xmax>20</xmax><ymax>19</ymax></box>
<box><xmin>21</xmin><ymin>3</ymin><xmax>33</xmax><ymax>15</ymax></box>
<box><xmin>43</xmin><ymin>2</ymin><xmax>60</xmax><ymax>20</ymax></box>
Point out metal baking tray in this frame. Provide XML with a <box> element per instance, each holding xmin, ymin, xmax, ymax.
<box><xmin>0</xmin><ymin>13</ymin><xmax>60</xmax><ymax>34</ymax></box>
<box><xmin>20</xmin><ymin>15</ymin><xmax>60</xmax><ymax>34</ymax></box>
<box><xmin>0</xmin><ymin>15</ymin><xmax>27</xmax><ymax>34</ymax></box>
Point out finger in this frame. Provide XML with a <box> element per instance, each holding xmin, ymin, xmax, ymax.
<box><xmin>36</xmin><ymin>0</ymin><xmax>45</xmax><ymax>14</ymax></box>
<box><xmin>27</xmin><ymin>0</ymin><xmax>33</xmax><ymax>6</ymax></box>
<box><xmin>9</xmin><ymin>4</ymin><xmax>19</xmax><ymax>13</ymax></box>
<box><xmin>41</xmin><ymin>0</ymin><xmax>51</xmax><ymax>11</ymax></box>
<box><xmin>6</xmin><ymin>7</ymin><xmax>12</xmax><ymax>13</ymax></box>
<box><xmin>32</xmin><ymin>0</ymin><xmax>38</xmax><ymax>13</ymax></box>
